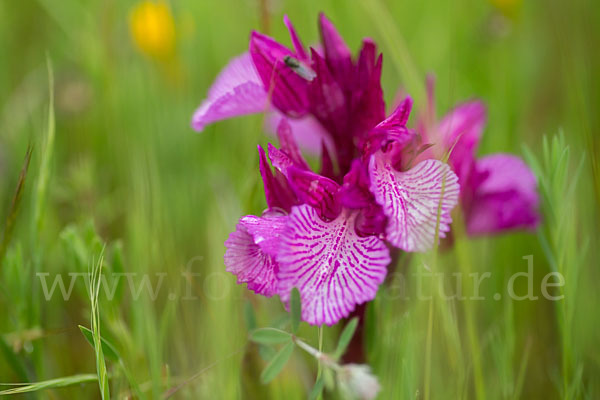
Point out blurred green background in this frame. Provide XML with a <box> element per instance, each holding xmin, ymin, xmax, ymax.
<box><xmin>0</xmin><ymin>0</ymin><xmax>598</xmax><ymax>398</ymax></box>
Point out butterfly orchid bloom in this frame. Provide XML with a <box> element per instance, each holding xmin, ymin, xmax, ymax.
<box><xmin>195</xmin><ymin>15</ymin><xmax>460</xmax><ymax>325</ymax></box>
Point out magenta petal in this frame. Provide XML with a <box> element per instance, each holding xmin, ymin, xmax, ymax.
<box><xmin>355</xmin><ymin>203</ymin><xmax>387</xmax><ymax>237</ymax></box>
<box><xmin>364</xmin><ymin>97</ymin><xmax>415</xmax><ymax>157</ymax></box>
<box><xmin>339</xmin><ymin>159</ymin><xmax>373</xmax><ymax>209</ymax></box>
<box><xmin>371</xmin><ymin>97</ymin><xmax>413</xmax><ymax>137</ymax></box>
<box><xmin>258</xmin><ymin>146</ymin><xmax>298</xmax><ymax>211</ymax></box>
<box><xmin>466</xmin><ymin>154</ymin><xmax>540</xmax><ymax>235</ymax></box>
<box><xmin>287</xmin><ymin>166</ymin><xmax>342</xmax><ymax>220</ymax></box>
<box><xmin>192</xmin><ymin>52</ymin><xmax>268</xmax><ymax>131</ymax></box>
<box><xmin>283</xmin><ymin>15</ymin><xmax>307</xmax><ymax>60</ymax></box>
<box><xmin>318</xmin><ymin>13</ymin><xmax>353</xmax><ymax>86</ymax></box>
<box><xmin>369</xmin><ymin>154</ymin><xmax>460</xmax><ymax>252</ymax></box>
<box><xmin>356</xmin><ymin>39</ymin><xmax>377</xmax><ymax>84</ymax></box>
<box><xmin>437</xmin><ymin>101</ymin><xmax>487</xmax><ymax>182</ymax></box>
<box><xmin>308</xmin><ymin>49</ymin><xmax>347</xmax><ymax>136</ymax></box>
<box><xmin>274</xmin><ymin>118</ymin><xmax>310</xmax><ymax>170</ymax></box>
<box><xmin>249</xmin><ymin>31</ymin><xmax>310</xmax><ymax>117</ymax></box>
<box><xmin>266</xmin><ymin>143</ymin><xmax>341</xmax><ymax>219</ymax></box>
<box><xmin>308</xmin><ymin>48</ymin><xmax>352</xmax><ymax>169</ymax></box>
<box><xmin>320</xmin><ymin>140</ymin><xmax>335</xmax><ymax>179</ymax></box>
<box><xmin>225</xmin><ymin>214</ymin><xmax>287</xmax><ymax>297</ymax></box>
<box><xmin>277</xmin><ymin>206</ymin><xmax>391</xmax><ymax>326</ymax></box>
<box><xmin>267</xmin><ymin>143</ymin><xmax>296</xmax><ymax>176</ymax></box>
<box><xmin>352</xmin><ymin>41</ymin><xmax>386</xmax><ymax>142</ymax></box>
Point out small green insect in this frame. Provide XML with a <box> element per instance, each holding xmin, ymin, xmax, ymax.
<box><xmin>283</xmin><ymin>55</ymin><xmax>316</xmax><ymax>81</ymax></box>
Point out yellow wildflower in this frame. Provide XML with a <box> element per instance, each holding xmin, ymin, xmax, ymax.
<box><xmin>129</xmin><ymin>1</ymin><xmax>176</xmax><ymax>60</ymax></box>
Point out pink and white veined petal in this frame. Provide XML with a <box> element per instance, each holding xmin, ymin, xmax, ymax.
<box><xmin>192</xmin><ymin>52</ymin><xmax>268</xmax><ymax>131</ymax></box>
<box><xmin>224</xmin><ymin>214</ymin><xmax>287</xmax><ymax>297</ymax></box>
<box><xmin>277</xmin><ymin>206</ymin><xmax>391</xmax><ymax>326</ymax></box>
<box><xmin>369</xmin><ymin>154</ymin><xmax>460</xmax><ymax>252</ymax></box>
<box><xmin>241</xmin><ymin>213</ymin><xmax>288</xmax><ymax>256</ymax></box>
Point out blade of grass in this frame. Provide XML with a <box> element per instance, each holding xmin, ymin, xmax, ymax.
<box><xmin>0</xmin><ymin>145</ymin><xmax>33</xmax><ymax>264</ymax></box>
<box><xmin>33</xmin><ymin>57</ymin><xmax>55</xmax><ymax>237</ymax></box>
<box><xmin>89</xmin><ymin>248</ymin><xmax>110</xmax><ymax>400</ymax></box>
<box><xmin>0</xmin><ymin>374</ymin><xmax>97</xmax><ymax>395</ymax></box>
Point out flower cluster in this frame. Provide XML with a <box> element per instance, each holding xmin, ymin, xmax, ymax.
<box><xmin>192</xmin><ymin>14</ymin><xmax>538</xmax><ymax>326</ymax></box>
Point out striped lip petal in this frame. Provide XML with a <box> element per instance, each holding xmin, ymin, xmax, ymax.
<box><xmin>277</xmin><ymin>205</ymin><xmax>391</xmax><ymax>326</ymax></box>
<box><xmin>369</xmin><ymin>153</ymin><xmax>460</xmax><ymax>252</ymax></box>
<box><xmin>192</xmin><ymin>52</ymin><xmax>268</xmax><ymax>131</ymax></box>
<box><xmin>241</xmin><ymin>213</ymin><xmax>288</xmax><ymax>256</ymax></box>
<box><xmin>224</xmin><ymin>214</ymin><xmax>287</xmax><ymax>297</ymax></box>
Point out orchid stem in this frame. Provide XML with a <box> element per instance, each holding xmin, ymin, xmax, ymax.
<box><xmin>293</xmin><ymin>335</ymin><xmax>338</xmax><ymax>372</ymax></box>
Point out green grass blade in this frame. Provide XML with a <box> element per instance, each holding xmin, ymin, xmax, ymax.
<box><xmin>33</xmin><ymin>58</ymin><xmax>55</xmax><ymax>236</ymax></box>
<box><xmin>308</xmin><ymin>374</ymin><xmax>325</xmax><ymax>400</ymax></box>
<box><xmin>89</xmin><ymin>249</ymin><xmax>110</xmax><ymax>400</ymax></box>
<box><xmin>0</xmin><ymin>374</ymin><xmax>97</xmax><ymax>395</ymax></box>
<box><xmin>0</xmin><ymin>145</ymin><xmax>33</xmax><ymax>264</ymax></box>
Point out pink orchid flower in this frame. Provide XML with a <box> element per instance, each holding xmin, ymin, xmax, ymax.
<box><xmin>195</xmin><ymin>15</ymin><xmax>462</xmax><ymax>325</ymax></box>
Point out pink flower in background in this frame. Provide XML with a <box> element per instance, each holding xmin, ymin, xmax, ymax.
<box><xmin>413</xmin><ymin>79</ymin><xmax>540</xmax><ymax>235</ymax></box>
